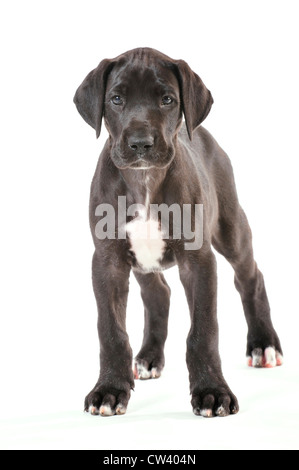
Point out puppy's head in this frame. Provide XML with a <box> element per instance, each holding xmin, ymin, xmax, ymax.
<box><xmin>74</xmin><ymin>48</ymin><xmax>213</xmax><ymax>169</ymax></box>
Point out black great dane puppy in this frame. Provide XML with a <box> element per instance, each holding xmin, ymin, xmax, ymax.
<box><xmin>74</xmin><ymin>48</ymin><xmax>283</xmax><ymax>418</ymax></box>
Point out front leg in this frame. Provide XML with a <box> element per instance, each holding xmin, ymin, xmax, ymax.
<box><xmin>133</xmin><ymin>271</ymin><xmax>170</xmax><ymax>379</ymax></box>
<box><xmin>85</xmin><ymin>250</ymin><xmax>134</xmax><ymax>416</ymax></box>
<box><xmin>179</xmin><ymin>249</ymin><xmax>239</xmax><ymax>417</ymax></box>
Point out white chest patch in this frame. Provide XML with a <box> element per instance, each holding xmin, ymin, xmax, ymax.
<box><xmin>126</xmin><ymin>217</ymin><xmax>165</xmax><ymax>271</ymax></box>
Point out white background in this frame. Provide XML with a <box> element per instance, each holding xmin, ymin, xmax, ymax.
<box><xmin>0</xmin><ymin>0</ymin><xmax>299</xmax><ymax>450</ymax></box>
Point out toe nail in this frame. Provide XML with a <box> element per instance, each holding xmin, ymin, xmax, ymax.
<box><xmin>99</xmin><ymin>405</ymin><xmax>114</xmax><ymax>416</ymax></box>
<box><xmin>89</xmin><ymin>405</ymin><xmax>99</xmax><ymax>415</ymax></box>
<box><xmin>216</xmin><ymin>405</ymin><xmax>227</xmax><ymax>417</ymax></box>
<box><xmin>200</xmin><ymin>409</ymin><xmax>213</xmax><ymax>418</ymax></box>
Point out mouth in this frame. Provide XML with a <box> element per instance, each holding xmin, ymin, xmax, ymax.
<box><xmin>128</xmin><ymin>160</ymin><xmax>155</xmax><ymax>170</ymax></box>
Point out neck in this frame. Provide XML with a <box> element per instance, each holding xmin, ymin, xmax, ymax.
<box><xmin>119</xmin><ymin>167</ymin><xmax>169</xmax><ymax>214</ymax></box>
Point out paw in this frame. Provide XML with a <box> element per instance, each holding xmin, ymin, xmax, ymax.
<box><xmin>247</xmin><ymin>346</ymin><xmax>283</xmax><ymax>368</ymax></box>
<box><xmin>84</xmin><ymin>387</ymin><xmax>130</xmax><ymax>417</ymax></box>
<box><xmin>191</xmin><ymin>388</ymin><xmax>239</xmax><ymax>418</ymax></box>
<box><xmin>134</xmin><ymin>358</ymin><xmax>163</xmax><ymax>380</ymax></box>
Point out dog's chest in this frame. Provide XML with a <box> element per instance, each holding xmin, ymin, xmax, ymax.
<box><xmin>126</xmin><ymin>216</ymin><xmax>165</xmax><ymax>271</ymax></box>
<box><xmin>125</xmin><ymin>178</ymin><xmax>166</xmax><ymax>271</ymax></box>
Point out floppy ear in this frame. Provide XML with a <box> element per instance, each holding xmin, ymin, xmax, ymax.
<box><xmin>73</xmin><ymin>59</ymin><xmax>114</xmax><ymax>138</ymax></box>
<box><xmin>174</xmin><ymin>60</ymin><xmax>213</xmax><ymax>140</ymax></box>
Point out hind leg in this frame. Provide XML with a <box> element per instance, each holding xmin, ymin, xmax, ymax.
<box><xmin>213</xmin><ymin>206</ymin><xmax>283</xmax><ymax>368</ymax></box>
<box><xmin>133</xmin><ymin>271</ymin><xmax>171</xmax><ymax>379</ymax></box>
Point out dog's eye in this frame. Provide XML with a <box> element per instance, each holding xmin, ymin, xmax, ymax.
<box><xmin>161</xmin><ymin>96</ymin><xmax>173</xmax><ymax>106</ymax></box>
<box><xmin>112</xmin><ymin>95</ymin><xmax>123</xmax><ymax>105</ymax></box>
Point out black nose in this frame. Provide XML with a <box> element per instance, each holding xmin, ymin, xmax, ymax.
<box><xmin>128</xmin><ymin>135</ymin><xmax>154</xmax><ymax>153</ymax></box>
